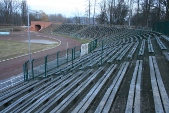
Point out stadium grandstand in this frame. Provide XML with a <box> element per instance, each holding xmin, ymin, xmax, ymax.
<box><xmin>0</xmin><ymin>24</ymin><xmax>169</xmax><ymax>113</ymax></box>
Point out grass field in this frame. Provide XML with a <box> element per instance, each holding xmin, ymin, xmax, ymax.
<box><xmin>0</xmin><ymin>40</ymin><xmax>58</xmax><ymax>60</ymax></box>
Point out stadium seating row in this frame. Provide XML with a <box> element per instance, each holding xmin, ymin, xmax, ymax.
<box><xmin>1</xmin><ymin>24</ymin><xmax>169</xmax><ymax>112</ymax></box>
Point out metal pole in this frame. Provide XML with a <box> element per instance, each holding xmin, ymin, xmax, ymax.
<box><xmin>72</xmin><ymin>48</ymin><xmax>74</xmax><ymax>68</ymax></box>
<box><xmin>74</xmin><ymin>47</ymin><xmax>76</xmax><ymax>60</ymax></box>
<box><xmin>44</xmin><ymin>55</ymin><xmax>48</xmax><ymax>77</ymax></box>
<box><xmin>101</xmin><ymin>41</ymin><xmax>103</xmax><ymax>65</ymax></box>
<box><xmin>67</xmin><ymin>48</ymin><xmax>69</xmax><ymax>62</ymax></box>
<box><xmin>23</xmin><ymin>62</ymin><xmax>26</xmax><ymax>81</ymax></box>
<box><xmin>28</xmin><ymin>6</ymin><xmax>31</xmax><ymax>62</ymax></box>
<box><xmin>57</xmin><ymin>51</ymin><xmax>60</xmax><ymax>67</ymax></box>
<box><xmin>66</xmin><ymin>42</ymin><xmax>68</xmax><ymax>61</ymax></box>
<box><xmin>31</xmin><ymin>59</ymin><xmax>34</xmax><ymax>79</ymax></box>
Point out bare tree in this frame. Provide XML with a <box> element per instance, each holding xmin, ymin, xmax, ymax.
<box><xmin>39</xmin><ymin>10</ymin><xmax>48</xmax><ymax>21</ymax></box>
<box><xmin>48</xmin><ymin>14</ymin><xmax>66</xmax><ymax>23</ymax></box>
<box><xmin>163</xmin><ymin>0</ymin><xmax>169</xmax><ymax>20</ymax></box>
<box><xmin>107</xmin><ymin>0</ymin><xmax>116</xmax><ymax>26</ymax></box>
<box><xmin>96</xmin><ymin>0</ymin><xmax>108</xmax><ymax>24</ymax></box>
<box><xmin>89</xmin><ymin>0</ymin><xmax>91</xmax><ymax>24</ymax></box>
<box><xmin>85</xmin><ymin>0</ymin><xmax>92</xmax><ymax>24</ymax></box>
<box><xmin>114</xmin><ymin>1</ymin><xmax>128</xmax><ymax>25</ymax></box>
<box><xmin>21</xmin><ymin>0</ymin><xmax>28</xmax><ymax>25</ymax></box>
<box><xmin>93</xmin><ymin>0</ymin><xmax>97</xmax><ymax>25</ymax></box>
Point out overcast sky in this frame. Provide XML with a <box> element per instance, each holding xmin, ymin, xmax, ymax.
<box><xmin>28</xmin><ymin>0</ymin><xmax>86</xmax><ymax>17</ymax></box>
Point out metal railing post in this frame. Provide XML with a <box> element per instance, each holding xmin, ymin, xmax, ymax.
<box><xmin>31</xmin><ymin>59</ymin><xmax>34</xmax><ymax>79</ymax></box>
<box><xmin>101</xmin><ymin>41</ymin><xmax>103</xmax><ymax>65</ymax></box>
<box><xmin>23</xmin><ymin>62</ymin><xmax>26</xmax><ymax>82</ymax></box>
<box><xmin>74</xmin><ymin>47</ymin><xmax>76</xmax><ymax>60</ymax></box>
<box><xmin>72</xmin><ymin>48</ymin><xmax>74</xmax><ymax>68</ymax></box>
<box><xmin>23</xmin><ymin>61</ymin><xmax>29</xmax><ymax>81</ymax></box>
<box><xmin>57</xmin><ymin>51</ymin><xmax>60</xmax><ymax>67</ymax></box>
<box><xmin>44</xmin><ymin>55</ymin><xmax>48</xmax><ymax>77</ymax></box>
<box><xmin>67</xmin><ymin>48</ymin><xmax>69</xmax><ymax>62</ymax></box>
<box><xmin>93</xmin><ymin>41</ymin><xmax>95</xmax><ymax>51</ymax></box>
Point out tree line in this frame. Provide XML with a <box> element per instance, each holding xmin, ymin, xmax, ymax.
<box><xmin>83</xmin><ymin>0</ymin><xmax>169</xmax><ymax>27</ymax></box>
<box><xmin>0</xmin><ymin>0</ymin><xmax>67</xmax><ymax>26</ymax></box>
<box><xmin>0</xmin><ymin>0</ymin><xmax>168</xmax><ymax>27</ymax></box>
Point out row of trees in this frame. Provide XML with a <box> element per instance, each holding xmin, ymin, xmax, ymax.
<box><xmin>0</xmin><ymin>0</ymin><xmax>66</xmax><ymax>26</ymax></box>
<box><xmin>0</xmin><ymin>0</ymin><xmax>27</xmax><ymax>25</ymax></box>
<box><xmin>0</xmin><ymin>0</ymin><xmax>168</xmax><ymax>27</ymax></box>
<box><xmin>83</xmin><ymin>0</ymin><xmax>169</xmax><ymax>27</ymax></box>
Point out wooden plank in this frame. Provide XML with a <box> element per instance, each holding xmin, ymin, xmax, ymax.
<box><xmin>161</xmin><ymin>35</ymin><xmax>169</xmax><ymax>42</ymax></box>
<box><xmin>138</xmin><ymin>40</ymin><xmax>145</xmax><ymax>55</ymax></box>
<box><xmin>37</xmin><ymin>69</ymin><xmax>93</xmax><ymax>113</ymax></box>
<box><xmin>22</xmin><ymin>71</ymin><xmax>83</xmax><ymax>112</ymax></box>
<box><xmin>78</xmin><ymin>65</ymin><xmax>117</xmax><ymax>113</ymax></box>
<box><xmin>163</xmin><ymin>52</ymin><xmax>169</xmax><ymax>61</ymax></box>
<box><xmin>128</xmin><ymin>42</ymin><xmax>139</xmax><ymax>58</ymax></box>
<box><xmin>102</xmin><ymin>62</ymin><xmax>130</xmax><ymax>113</ymax></box>
<box><xmin>152</xmin><ymin>56</ymin><xmax>169</xmax><ymax>113</ymax></box>
<box><xmin>50</xmin><ymin>67</ymin><xmax>104</xmax><ymax>113</ymax></box>
<box><xmin>148</xmin><ymin>37</ymin><xmax>154</xmax><ymax>53</ymax></box>
<box><xmin>149</xmin><ymin>56</ymin><xmax>164</xmax><ymax>113</ymax></box>
<box><xmin>0</xmin><ymin>75</ymin><xmax>56</xmax><ymax>105</ymax></box>
<box><xmin>117</xmin><ymin>44</ymin><xmax>132</xmax><ymax>61</ymax></box>
<box><xmin>99</xmin><ymin>47</ymin><xmax>119</xmax><ymax>65</ymax></box>
<box><xmin>155</xmin><ymin>36</ymin><xmax>167</xmax><ymax>50</ymax></box>
<box><xmin>0</xmin><ymin>72</ymin><xmax>74</xmax><ymax>112</ymax></box>
<box><xmin>94</xmin><ymin>62</ymin><xmax>127</xmax><ymax>113</ymax></box>
<box><xmin>125</xmin><ymin>60</ymin><xmax>139</xmax><ymax>113</ymax></box>
<box><xmin>107</xmin><ymin>46</ymin><xmax>124</xmax><ymax>63</ymax></box>
<box><xmin>134</xmin><ymin>60</ymin><xmax>143</xmax><ymax>113</ymax></box>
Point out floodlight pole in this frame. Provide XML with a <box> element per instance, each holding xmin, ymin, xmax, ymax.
<box><xmin>27</xmin><ymin>6</ymin><xmax>31</xmax><ymax>62</ymax></box>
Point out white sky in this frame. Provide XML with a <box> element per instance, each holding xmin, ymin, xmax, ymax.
<box><xmin>28</xmin><ymin>0</ymin><xmax>86</xmax><ymax>17</ymax></box>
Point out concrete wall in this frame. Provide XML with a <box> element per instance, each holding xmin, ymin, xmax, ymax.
<box><xmin>30</xmin><ymin>21</ymin><xmax>53</xmax><ymax>31</ymax></box>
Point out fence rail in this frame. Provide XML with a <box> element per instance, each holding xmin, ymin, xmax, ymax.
<box><xmin>23</xmin><ymin>39</ymin><xmax>98</xmax><ymax>81</ymax></box>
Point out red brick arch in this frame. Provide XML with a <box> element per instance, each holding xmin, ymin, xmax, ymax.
<box><xmin>30</xmin><ymin>21</ymin><xmax>53</xmax><ymax>31</ymax></box>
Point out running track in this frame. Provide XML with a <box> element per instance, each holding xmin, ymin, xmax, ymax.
<box><xmin>0</xmin><ymin>31</ymin><xmax>81</xmax><ymax>80</ymax></box>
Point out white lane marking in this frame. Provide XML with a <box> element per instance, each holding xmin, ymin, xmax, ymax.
<box><xmin>0</xmin><ymin>34</ymin><xmax>62</xmax><ymax>63</ymax></box>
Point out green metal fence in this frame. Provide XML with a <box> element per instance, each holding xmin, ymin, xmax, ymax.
<box><xmin>23</xmin><ymin>39</ymin><xmax>98</xmax><ymax>81</ymax></box>
<box><xmin>153</xmin><ymin>21</ymin><xmax>169</xmax><ymax>36</ymax></box>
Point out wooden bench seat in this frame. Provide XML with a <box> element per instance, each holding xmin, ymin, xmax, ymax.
<box><xmin>71</xmin><ymin>64</ymin><xmax>117</xmax><ymax>113</ymax></box>
<box><xmin>148</xmin><ymin>37</ymin><xmax>154</xmax><ymax>53</ymax></box>
<box><xmin>125</xmin><ymin>60</ymin><xmax>143</xmax><ymax>113</ymax></box>
<box><xmin>107</xmin><ymin>45</ymin><xmax>128</xmax><ymax>63</ymax></box>
<box><xmin>149</xmin><ymin>56</ymin><xmax>169</xmax><ymax>113</ymax></box>
<box><xmin>127</xmin><ymin>42</ymin><xmax>139</xmax><ymax>59</ymax></box>
<box><xmin>0</xmin><ymin>75</ymin><xmax>61</xmax><ymax>109</ymax></box>
<box><xmin>35</xmin><ymin>69</ymin><xmax>93</xmax><ymax>113</ymax></box>
<box><xmin>94</xmin><ymin>62</ymin><xmax>130</xmax><ymax>113</ymax></box>
<box><xmin>138</xmin><ymin>39</ymin><xmax>146</xmax><ymax>56</ymax></box>
<box><xmin>117</xmin><ymin>43</ymin><xmax>133</xmax><ymax>61</ymax></box>
<box><xmin>49</xmin><ymin>67</ymin><xmax>105</xmax><ymax>113</ymax></box>
<box><xmin>20</xmin><ymin>71</ymin><xmax>83</xmax><ymax>112</ymax></box>
<box><xmin>154</xmin><ymin>35</ymin><xmax>167</xmax><ymax>50</ymax></box>
<box><xmin>1</xmin><ymin>71</ymin><xmax>79</xmax><ymax>112</ymax></box>
<box><xmin>161</xmin><ymin>35</ymin><xmax>169</xmax><ymax>42</ymax></box>
<box><xmin>163</xmin><ymin>52</ymin><xmax>169</xmax><ymax>61</ymax></box>
<box><xmin>98</xmin><ymin>46</ymin><xmax>120</xmax><ymax>65</ymax></box>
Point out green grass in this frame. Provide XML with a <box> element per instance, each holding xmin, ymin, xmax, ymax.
<box><xmin>0</xmin><ymin>40</ymin><xmax>58</xmax><ymax>60</ymax></box>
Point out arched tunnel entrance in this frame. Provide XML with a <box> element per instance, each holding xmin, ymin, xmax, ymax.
<box><xmin>35</xmin><ymin>25</ymin><xmax>41</xmax><ymax>31</ymax></box>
